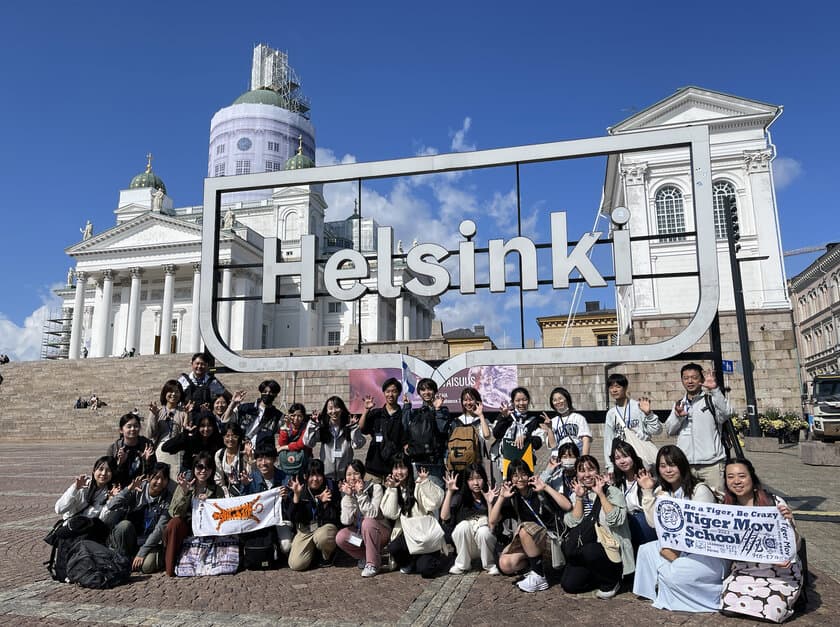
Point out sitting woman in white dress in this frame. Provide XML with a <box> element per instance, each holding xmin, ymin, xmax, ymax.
<box><xmin>720</xmin><ymin>457</ymin><xmax>804</xmax><ymax>623</ymax></box>
<box><xmin>632</xmin><ymin>444</ymin><xmax>728</xmax><ymax>612</ymax></box>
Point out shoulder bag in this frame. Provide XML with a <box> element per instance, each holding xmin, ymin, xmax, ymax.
<box><xmin>614</xmin><ymin>411</ymin><xmax>659</xmax><ymax>468</ymax></box>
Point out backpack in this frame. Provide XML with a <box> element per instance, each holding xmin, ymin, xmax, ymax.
<box><xmin>446</xmin><ymin>424</ymin><xmax>480</xmax><ymax>471</ymax></box>
<box><xmin>44</xmin><ymin>516</ymin><xmax>109</xmax><ymax>582</ymax></box>
<box><xmin>407</xmin><ymin>412</ymin><xmax>437</xmax><ymax>458</ymax></box>
<box><xmin>180</xmin><ymin>373</ymin><xmax>214</xmax><ymax>407</ymax></box>
<box><xmin>277</xmin><ymin>427</ymin><xmax>307</xmax><ymax>475</ymax></box>
<box><xmin>65</xmin><ymin>540</ymin><xmax>131</xmax><ymax>589</ymax></box>
<box><xmin>241</xmin><ymin>527</ymin><xmax>278</xmax><ymax>570</ymax></box>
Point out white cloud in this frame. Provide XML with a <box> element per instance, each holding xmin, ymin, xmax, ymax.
<box><xmin>772</xmin><ymin>157</ymin><xmax>802</xmax><ymax>189</ymax></box>
<box><xmin>315</xmin><ymin>147</ymin><xmax>357</xmax><ymax>167</ymax></box>
<box><xmin>0</xmin><ymin>290</ymin><xmax>63</xmax><ymax>362</ymax></box>
<box><xmin>450</xmin><ymin>117</ymin><xmax>475</xmax><ymax>152</ymax></box>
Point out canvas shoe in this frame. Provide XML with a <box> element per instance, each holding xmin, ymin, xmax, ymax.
<box><xmin>517</xmin><ymin>571</ymin><xmax>549</xmax><ymax>592</ymax></box>
<box><xmin>361</xmin><ymin>563</ymin><xmax>378</xmax><ymax>578</ymax></box>
<box><xmin>595</xmin><ymin>582</ymin><xmax>621</xmax><ymax>599</ymax></box>
<box><xmin>484</xmin><ymin>565</ymin><xmax>501</xmax><ymax>576</ymax></box>
<box><xmin>448</xmin><ymin>564</ymin><xmax>469</xmax><ymax>575</ymax></box>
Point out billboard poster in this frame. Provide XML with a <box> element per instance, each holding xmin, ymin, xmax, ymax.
<box><xmin>348</xmin><ymin>365</ymin><xmax>518</xmax><ymax>414</ymax></box>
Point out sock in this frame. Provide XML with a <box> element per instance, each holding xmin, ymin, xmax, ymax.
<box><xmin>528</xmin><ymin>555</ymin><xmax>545</xmax><ymax>577</ymax></box>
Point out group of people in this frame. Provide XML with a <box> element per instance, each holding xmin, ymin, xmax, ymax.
<box><xmin>53</xmin><ymin>353</ymin><xmax>805</xmax><ymax>622</ymax></box>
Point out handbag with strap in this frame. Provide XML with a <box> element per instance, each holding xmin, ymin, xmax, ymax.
<box><xmin>561</xmin><ymin>497</ymin><xmax>602</xmax><ymax>560</ymax></box>
<box><xmin>400</xmin><ymin>514</ymin><xmax>446</xmax><ymax>555</ymax></box>
<box><xmin>595</xmin><ymin>522</ymin><xmax>622</xmax><ymax>563</ymax></box>
<box><xmin>520</xmin><ymin>493</ymin><xmax>566</xmax><ymax>569</ymax></box>
<box><xmin>614</xmin><ymin>412</ymin><xmax>659</xmax><ymax>468</ymax></box>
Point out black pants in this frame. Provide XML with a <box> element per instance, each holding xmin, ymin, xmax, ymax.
<box><xmin>560</xmin><ymin>542</ymin><xmax>623</xmax><ymax>593</ymax></box>
<box><xmin>386</xmin><ymin>533</ymin><xmax>441</xmax><ymax>578</ymax></box>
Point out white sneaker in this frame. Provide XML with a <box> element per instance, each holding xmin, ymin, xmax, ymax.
<box><xmin>517</xmin><ymin>571</ymin><xmax>549</xmax><ymax>592</ymax></box>
<box><xmin>449</xmin><ymin>564</ymin><xmax>468</xmax><ymax>575</ymax></box>
<box><xmin>484</xmin><ymin>565</ymin><xmax>501</xmax><ymax>576</ymax></box>
<box><xmin>595</xmin><ymin>582</ymin><xmax>620</xmax><ymax>599</ymax></box>
<box><xmin>361</xmin><ymin>564</ymin><xmax>378</xmax><ymax>578</ymax></box>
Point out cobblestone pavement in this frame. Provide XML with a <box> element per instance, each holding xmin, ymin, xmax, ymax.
<box><xmin>0</xmin><ymin>440</ymin><xmax>837</xmax><ymax>625</ymax></box>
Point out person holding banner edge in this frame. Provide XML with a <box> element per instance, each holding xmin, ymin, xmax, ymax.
<box><xmin>633</xmin><ymin>445</ymin><xmax>728</xmax><ymax>612</ymax></box>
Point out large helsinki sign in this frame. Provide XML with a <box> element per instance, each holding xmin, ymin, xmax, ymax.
<box><xmin>200</xmin><ymin>126</ymin><xmax>718</xmax><ymax>385</ymax></box>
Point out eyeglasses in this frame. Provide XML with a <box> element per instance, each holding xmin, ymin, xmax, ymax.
<box><xmin>194</xmin><ymin>463</ymin><xmax>209</xmax><ymax>471</ymax></box>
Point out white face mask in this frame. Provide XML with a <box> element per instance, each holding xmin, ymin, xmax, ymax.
<box><xmin>561</xmin><ymin>460</ymin><xmax>576</xmax><ymax>471</ymax></box>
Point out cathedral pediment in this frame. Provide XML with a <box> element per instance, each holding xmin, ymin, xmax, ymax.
<box><xmin>66</xmin><ymin>214</ymin><xmax>202</xmax><ymax>255</ymax></box>
<box><xmin>609</xmin><ymin>86</ymin><xmax>780</xmax><ymax>133</ymax></box>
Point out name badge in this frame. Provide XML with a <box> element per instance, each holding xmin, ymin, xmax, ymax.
<box><xmin>332</xmin><ymin>448</ymin><xmax>343</xmax><ymax>459</ymax></box>
<box><xmin>348</xmin><ymin>532</ymin><xmax>363</xmax><ymax>547</ymax></box>
<box><xmin>309</xmin><ymin>521</ymin><xmax>319</xmax><ymax>533</ymax></box>
<box><xmin>375</xmin><ymin>434</ymin><xmax>384</xmax><ymax>443</ymax></box>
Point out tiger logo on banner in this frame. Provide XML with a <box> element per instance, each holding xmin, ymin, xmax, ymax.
<box><xmin>192</xmin><ymin>487</ymin><xmax>284</xmax><ymax>536</ymax></box>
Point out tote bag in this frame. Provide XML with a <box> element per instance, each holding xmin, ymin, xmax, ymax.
<box><xmin>175</xmin><ymin>535</ymin><xmax>239</xmax><ymax>577</ymax></box>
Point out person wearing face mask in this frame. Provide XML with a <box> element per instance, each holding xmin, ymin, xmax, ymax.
<box><xmin>234</xmin><ymin>380</ymin><xmax>285</xmax><ymax>449</ymax></box>
<box><xmin>540</xmin><ymin>442</ymin><xmax>580</xmax><ymax>498</ymax></box>
<box><xmin>100</xmin><ymin>462</ymin><xmax>175</xmax><ymax>573</ymax></box>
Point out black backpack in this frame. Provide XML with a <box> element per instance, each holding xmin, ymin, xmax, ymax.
<box><xmin>65</xmin><ymin>540</ymin><xmax>131</xmax><ymax>589</ymax></box>
<box><xmin>406</xmin><ymin>412</ymin><xmax>437</xmax><ymax>458</ymax></box>
<box><xmin>180</xmin><ymin>373</ymin><xmax>214</xmax><ymax>407</ymax></box>
<box><xmin>241</xmin><ymin>527</ymin><xmax>278</xmax><ymax>570</ymax></box>
<box><xmin>44</xmin><ymin>516</ymin><xmax>109</xmax><ymax>582</ymax></box>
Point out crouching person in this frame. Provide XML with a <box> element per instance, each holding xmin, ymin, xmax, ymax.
<box><xmin>102</xmin><ymin>462</ymin><xmax>174</xmax><ymax>573</ymax></box>
<box><xmin>241</xmin><ymin>443</ymin><xmax>291</xmax><ymax>565</ymax></box>
<box><xmin>287</xmin><ymin>459</ymin><xmax>340</xmax><ymax>570</ymax></box>
<box><xmin>163</xmin><ymin>452</ymin><xmax>225</xmax><ymax>576</ymax></box>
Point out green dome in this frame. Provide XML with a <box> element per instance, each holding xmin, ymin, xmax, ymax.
<box><xmin>129</xmin><ymin>170</ymin><xmax>166</xmax><ymax>194</ymax></box>
<box><xmin>285</xmin><ymin>151</ymin><xmax>315</xmax><ymax>170</ymax></box>
<box><xmin>233</xmin><ymin>88</ymin><xmax>288</xmax><ymax>107</ymax></box>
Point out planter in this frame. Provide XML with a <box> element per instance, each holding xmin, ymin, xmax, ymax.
<box><xmin>744</xmin><ymin>436</ymin><xmax>780</xmax><ymax>453</ymax></box>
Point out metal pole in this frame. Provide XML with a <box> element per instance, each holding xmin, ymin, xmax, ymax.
<box><xmin>724</xmin><ymin>196</ymin><xmax>761</xmax><ymax>437</ymax></box>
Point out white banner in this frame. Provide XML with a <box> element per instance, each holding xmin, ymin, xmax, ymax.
<box><xmin>191</xmin><ymin>488</ymin><xmax>284</xmax><ymax>536</ymax></box>
<box><xmin>653</xmin><ymin>496</ymin><xmax>796</xmax><ymax>564</ymax></box>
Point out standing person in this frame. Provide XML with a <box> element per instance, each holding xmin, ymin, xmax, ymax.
<box><xmin>209</xmin><ymin>393</ymin><xmax>236</xmax><ymax>430</ymax></box>
<box><xmin>609</xmin><ymin>440</ymin><xmax>656</xmax><ymax>551</ymax></box>
<box><xmin>560</xmin><ymin>455</ymin><xmax>633</xmax><ymax>599</ymax></box>
<box><xmin>403</xmin><ymin>378</ymin><xmax>450</xmax><ymax>482</ymax></box>
<box><xmin>286</xmin><ymin>459</ymin><xmax>341</xmax><ymax>570</ymax></box>
<box><xmin>603</xmin><ymin>374</ymin><xmax>661</xmax><ymax>472</ymax></box>
<box><xmin>493</xmin><ymin>387</ymin><xmax>547</xmax><ymax>479</ymax></box>
<box><xmin>161</xmin><ymin>411</ymin><xmax>224</xmax><ymax>473</ymax></box>
<box><xmin>489</xmin><ymin>460</ymin><xmax>571</xmax><ymax>593</ymax></box>
<box><xmin>446</xmin><ymin>387</ymin><xmax>492</xmax><ymax>476</ymax></box>
<box><xmin>664</xmin><ymin>363</ymin><xmax>733</xmax><ymax>492</ymax></box>
<box><xmin>720</xmin><ymin>458</ymin><xmax>803</xmax><ymax>622</ymax></box>
<box><xmin>214</xmin><ymin>422</ymin><xmax>253</xmax><ymax>497</ymax></box>
<box><xmin>304</xmin><ymin>396</ymin><xmax>365</xmax><ymax>482</ymax></box>
<box><xmin>177</xmin><ymin>352</ymin><xmax>227</xmax><ymax>411</ymax></box>
<box><xmin>235</xmin><ymin>380</ymin><xmax>285</xmax><ymax>449</ymax></box>
<box><xmin>633</xmin><ymin>445</ymin><xmax>728</xmax><ymax>612</ymax></box>
<box><xmin>163</xmin><ymin>451</ymin><xmax>225</xmax><ymax>576</ymax></box>
<box><xmin>145</xmin><ymin>380</ymin><xmax>192</xmax><ymax>471</ymax></box>
<box><xmin>107</xmin><ymin>414</ymin><xmax>156</xmax><ymax>487</ymax></box>
<box><xmin>542</xmin><ymin>387</ymin><xmax>592</xmax><ymax>456</ymax></box>
<box><xmin>277</xmin><ymin>403</ymin><xmax>312</xmax><ymax>476</ymax></box>
<box><xmin>335</xmin><ymin>460</ymin><xmax>390</xmax><ymax>578</ymax></box>
<box><xmin>101</xmin><ymin>463</ymin><xmax>174</xmax><ymax>574</ymax></box>
<box><xmin>357</xmin><ymin>378</ymin><xmax>405</xmax><ymax>483</ymax></box>
<box><xmin>441</xmin><ymin>464</ymin><xmax>499</xmax><ymax>576</ymax></box>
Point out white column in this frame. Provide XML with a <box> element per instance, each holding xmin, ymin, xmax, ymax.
<box><xmin>403</xmin><ymin>297</ymin><xmax>412</xmax><ymax>341</ymax></box>
<box><xmin>219</xmin><ymin>264</ymin><xmax>232</xmax><ymax>344</ymax></box>
<box><xmin>68</xmin><ymin>271</ymin><xmax>87</xmax><ymax>359</ymax></box>
<box><xmin>92</xmin><ymin>270</ymin><xmax>114</xmax><ymax>357</ymax></box>
<box><xmin>190</xmin><ymin>263</ymin><xmax>202</xmax><ymax>352</ymax></box>
<box><xmin>395</xmin><ymin>296</ymin><xmax>404</xmax><ymax>341</ymax></box>
<box><xmin>159</xmin><ymin>265</ymin><xmax>176</xmax><ymax>354</ymax></box>
<box><xmin>125</xmin><ymin>267</ymin><xmax>142</xmax><ymax>353</ymax></box>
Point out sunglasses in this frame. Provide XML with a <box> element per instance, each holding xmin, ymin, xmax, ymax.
<box><xmin>194</xmin><ymin>463</ymin><xmax>209</xmax><ymax>471</ymax></box>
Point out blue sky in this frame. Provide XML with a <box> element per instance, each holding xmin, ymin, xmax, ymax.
<box><xmin>1</xmin><ymin>1</ymin><xmax>837</xmax><ymax>360</ymax></box>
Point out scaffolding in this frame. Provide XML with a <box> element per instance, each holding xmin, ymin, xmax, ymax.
<box><xmin>40</xmin><ymin>308</ymin><xmax>72</xmax><ymax>360</ymax></box>
<box><xmin>251</xmin><ymin>44</ymin><xmax>311</xmax><ymax>118</ymax></box>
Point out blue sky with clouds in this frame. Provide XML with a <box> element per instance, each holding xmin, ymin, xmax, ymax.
<box><xmin>0</xmin><ymin>1</ymin><xmax>836</xmax><ymax>360</ymax></box>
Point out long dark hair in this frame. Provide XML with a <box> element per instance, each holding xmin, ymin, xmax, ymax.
<box><xmin>723</xmin><ymin>457</ymin><xmax>773</xmax><ymax>507</ymax></box>
<box><xmin>86</xmin><ymin>456</ymin><xmax>117</xmax><ymax>505</ymax></box>
<box><xmin>458</xmin><ymin>463</ymin><xmax>489</xmax><ymax>504</ymax></box>
<box><xmin>390</xmin><ymin>453</ymin><xmax>416</xmax><ymax>515</ymax></box>
<box><xmin>610</xmin><ymin>439</ymin><xmax>645</xmax><ymax>491</ymax></box>
<box><xmin>655</xmin><ymin>445</ymin><xmax>703</xmax><ymax>497</ymax></box>
<box><xmin>318</xmin><ymin>396</ymin><xmax>351</xmax><ymax>443</ymax></box>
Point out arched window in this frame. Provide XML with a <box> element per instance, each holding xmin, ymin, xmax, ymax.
<box><xmin>712</xmin><ymin>181</ymin><xmax>737</xmax><ymax>239</ymax></box>
<box><xmin>284</xmin><ymin>211</ymin><xmax>300</xmax><ymax>241</ymax></box>
<box><xmin>654</xmin><ymin>185</ymin><xmax>686</xmax><ymax>242</ymax></box>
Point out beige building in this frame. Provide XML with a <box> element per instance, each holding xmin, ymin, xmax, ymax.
<box><xmin>444</xmin><ymin>325</ymin><xmax>497</xmax><ymax>357</ymax></box>
<box><xmin>789</xmin><ymin>243</ymin><xmax>840</xmax><ymax>380</ymax></box>
<box><xmin>538</xmin><ymin>302</ymin><xmax>617</xmax><ymax>348</ymax></box>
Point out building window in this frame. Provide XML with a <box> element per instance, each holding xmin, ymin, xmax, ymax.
<box><xmin>712</xmin><ymin>181</ymin><xmax>737</xmax><ymax>239</ymax></box>
<box><xmin>328</xmin><ymin>301</ymin><xmax>342</xmax><ymax>313</ymax></box>
<box><xmin>654</xmin><ymin>185</ymin><xmax>686</xmax><ymax>242</ymax></box>
<box><xmin>265</xmin><ymin>160</ymin><xmax>282</xmax><ymax>172</ymax></box>
<box><xmin>216</xmin><ymin>144</ymin><xmax>225</xmax><ymax>155</ymax></box>
<box><xmin>327</xmin><ymin>331</ymin><xmax>341</xmax><ymax>346</ymax></box>
<box><xmin>284</xmin><ymin>211</ymin><xmax>300</xmax><ymax>240</ymax></box>
<box><xmin>214</xmin><ymin>162</ymin><xmax>226</xmax><ymax>177</ymax></box>
<box><xmin>235</xmin><ymin>160</ymin><xmax>251</xmax><ymax>175</ymax></box>
<box><xmin>267</xmin><ymin>141</ymin><xmax>281</xmax><ymax>152</ymax></box>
